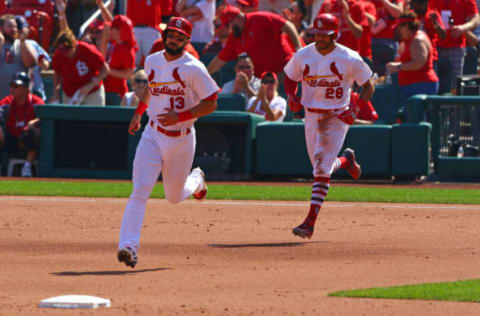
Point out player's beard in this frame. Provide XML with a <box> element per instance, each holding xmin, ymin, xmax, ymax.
<box><xmin>165</xmin><ymin>42</ymin><xmax>186</xmax><ymax>56</ymax></box>
<box><xmin>315</xmin><ymin>36</ymin><xmax>334</xmax><ymax>51</ymax></box>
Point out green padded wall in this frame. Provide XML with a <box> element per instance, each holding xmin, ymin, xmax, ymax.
<box><xmin>255</xmin><ymin>122</ymin><xmax>311</xmax><ymax>176</ymax></box>
<box><xmin>255</xmin><ymin>123</ymin><xmax>393</xmax><ymax>178</ymax></box>
<box><xmin>436</xmin><ymin>157</ymin><xmax>480</xmax><ymax>178</ymax></box>
<box><xmin>217</xmin><ymin>93</ymin><xmax>246</xmax><ymax>111</ymax></box>
<box><xmin>391</xmin><ymin>123</ymin><xmax>432</xmax><ymax>176</ymax></box>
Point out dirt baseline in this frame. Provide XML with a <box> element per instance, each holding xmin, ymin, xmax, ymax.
<box><xmin>2</xmin><ymin>196</ymin><xmax>480</xmax><ymax>315</ymax></box>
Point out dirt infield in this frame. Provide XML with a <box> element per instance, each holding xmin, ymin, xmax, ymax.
<box><xmin>2</xmin><ymin>196</ymin><xmax>480</xmax><ymax>315</ymax></box>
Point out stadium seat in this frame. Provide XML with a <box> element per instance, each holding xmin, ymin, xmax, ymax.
<box><xmin>10</xmin><ymin>0</ymin><xmax>54</xmax><ymax>18</ymax></box>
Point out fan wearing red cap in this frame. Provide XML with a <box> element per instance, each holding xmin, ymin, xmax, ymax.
<box><xmin>283</xmin><ymin>13</ymin><xmax>375</xmax><ymax>240</ymax></box>
<box><xmin>207</xmin><ymin>7</ymin><xmax>303</xmax><ymax>78</ymax></box>
<box><xmin>95</xmin><ymin>0</ymin><xmax>138</xmax><ymax>105</ymax></box>
<box><xmin>117</xmin><ymin>16</ymin><xmax>221</xmax><ymax>268</ymax></box>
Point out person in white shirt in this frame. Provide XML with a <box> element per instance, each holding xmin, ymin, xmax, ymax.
<box><xmin>246</xmin><ymin>71</ymin><xmax>286</xmax><ymax>121</ymax></box>
<box><xmin>121</xmin><ymin>69</ymin><xmax>148</xmax><ymax>107</ymax></box>
<box><xmin>176</xmin><ymin>0</ymin><xmax>216</xmax><ymax>44</ymax></box>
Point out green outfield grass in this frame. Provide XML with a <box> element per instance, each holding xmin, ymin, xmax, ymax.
<box><xmin>329</xmin><ymin>279</ymin><xmax>480</xmax><ymax>303</ymax></box>
<box><xmin>0</xmin><ymin>180</ymin><xmax>479</xmax><ymax>204</ymax></box>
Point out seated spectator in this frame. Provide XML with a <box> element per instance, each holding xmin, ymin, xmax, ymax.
<box><xmin>176</xmin><ymin>0</ymin><xmax>216</xmax><ymax>45</ymax></box>
<box><xmin>50</xmin><ymin>28</ymin><xmax>110</xmax><ymax>105</ymax></box>
<box><xmin>0</xmin><ymin>14</ymin><xmax>36</xmax><ymax>100</ymax></box>
<box><xmin>246</xmin><ymin>71</ymin><xmax>286</xmax><ymax>122</ymax></box>
<box><xmin>120</xmin><ymin>70</ymin><xmax>148</xmax><ymax>107</ymax></box>
<box><xmin>0</xmin><ymin>72</ymin><xmax>44</xmax><ymax>177</ymax></box>
<box><xmin>202</xmin><ymin>17</ymin><xmax>229</xmax><ymax>55</ymax></box>
<box><xmin>386</xmin><ymin>11</ymin><xmax>439</xmax><ymax>98</ymax></box>
<box><xmin>350</xmin><ymin>91</ymin><xmax>378</xmax><ymax>124</ymax></box>
<box><xmin>96</xmin><ymin>0</ymin><xmax>137</xmax><ymax>106</ymax></box>
<box><xmin>220</xmin><ymin>53</ymin><xmax>261</xmax><ymax>101</ymax></box>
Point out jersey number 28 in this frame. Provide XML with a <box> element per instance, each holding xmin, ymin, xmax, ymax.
<box><xmin>169</xmin><ymin>96</ymin><xmax>185</xmax><ymax>110</ymax></box>
<box><xmin>325</xmin><ymin>87</ymin><xmax>343</xmax><ymax>99</ymax></box>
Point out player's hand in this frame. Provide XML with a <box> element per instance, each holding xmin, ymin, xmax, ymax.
<box><xmin>287</xmin><ymin>95</ymin><xmax>302</xmax><ymax>112</ymax></box>
<box><xmin>338</xmin><ymin>101</ymin><xmax>360</xmax><ymax>125</ymax></box>
<box><xmin>128</xmin><ymin>113</ymin><xmax>142</xmax><ymax>135</ymax></box>
<box><xmin>156</xmin><ymin>108</ymin><xmax>179</xmax><ymax>126</ymax></box>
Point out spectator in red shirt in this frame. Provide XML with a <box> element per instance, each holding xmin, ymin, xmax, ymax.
<box><xmin>0</xmin><ymin>72</ymin><xmax>44</xmax><ymax>177</ymax></box>
<box><xmin>207</xmin><ymin>6</ymin><xmax>302</xmax><ymax>78</ymax></box>
<box><xmin>96</xmin><ymin>0</ymin><xmax>137</xmax><ymax>105</ymax></box>
<box><xmin>126</xmin><ymin>0</ymin><xmax>163</xmax><ymax>67</ymax></box>
<box><xmin>429</xmin><ymin>0</ymin><xmax>479</xmax><ymax>94</ymax></box>
<box><xmin>386</xmin><ymin>12</ymin><xmax>439</xmax><ymax>98</ymax></box>
<box><xmin>369</xmin><ymin>0</ymin><xmax>405</xmax><ymax>75</ymax></box>
<box><xmin>319</xmin><ymin>0</ymin><xmax>367</xmax><ymax>53</ymax></box>
<box><xmin>50</xmin><ymin>28</ymin><xmax>110</xmax><ymax>106</ymax></box>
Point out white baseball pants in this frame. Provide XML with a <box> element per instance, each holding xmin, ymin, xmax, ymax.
<box><xmin>304</xmin><ymin>110</ymin><xmax>349</xmax><ymax>177</ymax></box>
<box><xmin>118</xmin><ymin>123</ymin><xmax>202</xmax><ymax>251</ymax></box>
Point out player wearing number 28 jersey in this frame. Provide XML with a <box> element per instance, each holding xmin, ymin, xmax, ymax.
<box><xmin>284</xmin><ymin>13</ymin><xmax>374</xmax><ymax>239</ymax></box>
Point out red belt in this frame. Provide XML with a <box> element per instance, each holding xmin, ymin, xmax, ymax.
<box><xmin>306</xmin><ymin>108</ymin><xmax>336</xmax><ymax>114</ymax></box>
<box><xmin>150</xmin><ymin>120</ymin><xmax>191</xmax><ymax>137</ymax></box>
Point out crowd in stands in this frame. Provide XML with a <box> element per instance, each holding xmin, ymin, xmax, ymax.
<box><xmin>0</xmin><ymin>0</ymin><xmax>479</xmax><ymax>176</ymax></box>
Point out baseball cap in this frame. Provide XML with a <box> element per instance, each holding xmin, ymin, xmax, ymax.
<box><xmin>165</xmin><ymin>17</ymin><xmax>193</xmax><ymax>38</ymax></box>
<box><xmin>260</xmin><ymin>71</ymin><xmax>277</xmax><ymax>81</ymax></box>
<box><xmin>220</xmin><ymin>6</ymin><xmax>241</xmax><ymax>26</ymax></box>
<box><xmin>10</xmin><ymin>72</ymin><xmax>30</xmax><ymax>87</ymax></box>
<box><xmin>88</xmin><ymin>18</ymin><xmax>105</xmax><ymax>31</ymax></box>
<box><xmin>15</xmin><ymin>15</ymin><xmax>29</xmax><ymax>29</ymax></box>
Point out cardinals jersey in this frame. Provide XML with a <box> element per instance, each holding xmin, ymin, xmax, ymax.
<box><xmin>144</xmin><ymin>51</ymin><xmax>219</xmax><ymax>129</ymax></box>
<box><xmin>284</xmin><ymin>43</ymin><xmax>372</xmax><ymax>110</ymax></box>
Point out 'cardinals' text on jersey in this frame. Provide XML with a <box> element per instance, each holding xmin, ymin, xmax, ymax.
<box><xmin>284</xmin><ymin>43</ymin><xmax>372</xmax><ymax>110</ymax></box>
<box><xmin>144</xmin><ymin>51</ymin><xmax>219</xmax><ymax>130</ymax></box>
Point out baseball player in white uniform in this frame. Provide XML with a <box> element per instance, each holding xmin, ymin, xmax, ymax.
<box><xmin>117</xmin><ymin>17</ymin><xmax>220</xmax><ymax>268</ymax></box>
<box><xmin>283</xmin><ymin>13</ymin><xmax>375</xmax><ymax>239</ymax></box>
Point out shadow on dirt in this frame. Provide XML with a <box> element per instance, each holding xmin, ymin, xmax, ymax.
<box><xmin>51</xmin><ymin>268</ymin><xmax>170</xmax><ymax>276</ymax></box>
<box><xmin>208</xmin><ymin>241</ymin><xmax>326</xmax><ymax>248</ymax></box>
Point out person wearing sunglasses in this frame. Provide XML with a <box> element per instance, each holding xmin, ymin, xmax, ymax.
<box><xmin>121</xmin><ymin>69</ymin><xmax>149</xmax><ymax>107</ymax></box>
<box><xmin>246</xmin><ymin>71</ymin><xmax>286</xmax><ymax>122</ymax></box>
<box><xmin>0</xmin><ymin>72</ymin><xmax>44</xmax><ymax>177</ymax></box>
<box><xmin>220</xmin><ymin>53</ymin><xmax>261</xmax><ymax>101</ymax></box>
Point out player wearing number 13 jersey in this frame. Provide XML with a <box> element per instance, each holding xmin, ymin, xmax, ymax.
<box><xmin>117</xmin><ymin>17</ymin><xmax>220</xmax><ymax>268</ymax></box>
<box><xmin>284</xmin><ymin>13</ymin><xmax>374</xmax><ymax>239</ymax></box>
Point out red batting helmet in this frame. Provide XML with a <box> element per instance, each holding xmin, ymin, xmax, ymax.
<box><xmin>165</xmin><ymin>17</ymin><xmax>193</xmax><ymax>38</ymax></box>
<box><xmin>313</xmin><ymin>13</ymin><xmax>339</xmax><ymax>37</ymax></box>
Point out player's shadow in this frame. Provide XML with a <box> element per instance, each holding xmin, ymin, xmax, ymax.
<box><xmin>51</xmin><ymin>268</ymin><xmax>170</xmax><ymax>276</ymax></box>
<box><xmin>208</xmin><ymin>241</ymin><xmax>325</xmax><ymax>248</ymax></box>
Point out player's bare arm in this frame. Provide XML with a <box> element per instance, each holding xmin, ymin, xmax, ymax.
<box><xmin>157</xmin><ymin>98</ymin><xmax>217</xmax><ymax>126</ymax></box>
<box><xmin>359</xmin><ymin>78</ymin><xmax>375</xmax><ymax>102</ymax></box>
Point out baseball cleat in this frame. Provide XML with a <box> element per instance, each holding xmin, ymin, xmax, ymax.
<box><xmin>117</xmin><ymin>247</ymin><xmax>137</xmax><ymax>268</ymax></box>
<box><xmin>191</xmin><ymin>167</ymin><xmax>207</xmax><ymax>201</ymax></box>
<box><xmin>292</xmin><ymin>223</ymin><xmax>314</xmax><ymax>239</ymax></box>
<box><xmin>342</xmin><ymin>148</ymin><xmax>361</xmax><ymax>180</ymax></box>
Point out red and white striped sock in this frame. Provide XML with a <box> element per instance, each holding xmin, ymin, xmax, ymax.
<box><xmin>332</xmin><ymin>156</ymin><xmax>349</xmax><ymax>173</ymax></box>
<box><xmin>304</xmin><ymin>176</ymin><xmax>330</xmax><ymax>226</ymax></box>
